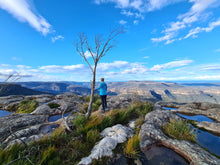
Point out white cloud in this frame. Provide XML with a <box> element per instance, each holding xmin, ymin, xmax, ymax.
<box><xmin>16</xmin><ymin>65</ymin><xmax>31</xmax><ymax>69</ymax></box>
<box><xmin>119</xmin><ymin>20</ymin><xmax>127</xmax><ymax>25</ymax></box>
<box><xmin>215</xmin><ymin>49</ymin><xmax>220</xmax><ymax>52</ymax></box>
<box><xmin>133</xmin><ymin>20</ymin><xmax>139</xmax><ymax>25</ymax></box>
<box><xmin>12</xmin><ymin>57</ymin><xmax>22</xmax><ymax>61</ymax></box>
<box><xmin>95</xmin><ymin>0</ymin><xmax>184</xmax><ymax>12</ymax></box>
<box><xmin>39</xmin><ymin>64</ymin><xmax>87</xmax><ymax>73</ymax></box>
<box><xmin>51</xmin><ymin>35</ymin><xmax>64</xmax><ymax>43</ymax></box>
<box><xmin>184</xmin><ymin>18</ymin><xmax>220</xmax><ymax>39</ymax></box>
<box><xmin>98</xmin><ymin>61</ymin><xmax>130</xmax><ymax>71</ymax></box>
<box><xmin>143</xmin><ymin>56</ymin><xmax>149</xmax><ymax>59</ymax></box>
<box><xmin>0</xmin><ymin>0</ymin><xmax>51</xmax><ymax>35</ymax></box>
<box><xmin>151</xmin><ymin>0</ymin><xmax>220</xmax><ymax>44</ymax></box>
<box><xmin>150</xmin><ymin>60</ymin><xmax>194</xmax><ymax>71</ymax></box>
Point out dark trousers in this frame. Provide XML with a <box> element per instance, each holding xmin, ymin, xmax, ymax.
<box><xmin>100</xmin><ymin>95</ymin><xmax>107</xmax><ymax>111</ymax></box>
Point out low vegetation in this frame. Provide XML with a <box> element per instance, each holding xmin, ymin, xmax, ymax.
<box><xmin>162</xmin><ymin>119</ymin><xmax>197</xmax><ymax>143</ymax></box>
<box><xmin>124</xmin><ymin>134</ymin><xmax>140</xmax><ymax>158</ymax></box>
<box><xmin>17</xmin><ymin>99</ymin><xmax>39</xmax><ymax>113</ymax></box>
<box><xmin>48</xmin><ymin>102</ymin><xmax>60</xmax><ymax>109</ymax></box>
<box><xmin>83</xmin><ymin>94</ymin><xmax>102</xmax><ymax>112</ymax></box>
<box><xmin>0</xmin><ymin>100</ymin><xmax>154</xmax><ymax>165</ymax></box>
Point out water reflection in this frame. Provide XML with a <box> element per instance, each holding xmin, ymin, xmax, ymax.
<box><xmin>177</xmin><ymin>113</ymin><xmax>213</xmax><ymax>122</ymax></box>
<box><xmin>195</xmin><ymin>128</ymin><xmax>220</xmax><ymax>156</ymax></box>
<box><xmin>0</xmin><ymin>110</ymin><xmax>13</xmax><ymax>118</ymax></box>
<box><xmin>49</xmin><ymin>112</ymin><xmax>71</xmax><ymax>122</ymax></box>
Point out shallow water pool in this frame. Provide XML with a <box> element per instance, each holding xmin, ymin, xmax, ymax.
<box><xmin>0</xmin><ymin>110</ymin><xmax>13</xmax><ymax>118</ymax></box>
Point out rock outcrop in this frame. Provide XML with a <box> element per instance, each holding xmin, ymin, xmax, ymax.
<box><xmin>178</xmin><ymin>102</ymin><xmax>220</xmax><ymax>122</ymax></box>
<box><xmin>139</xmin><ymin>110</ymin><xmax>220</xmax><ymax>165</ymax></box>
<box><xmin>196</xmin><ymin>121</ymin><xmax>220</xmax><ymax>136</ymax></box>
<box><xmin>0</xmin><ymin>113</ymin><xmax>48</xmax><ymax>145</ymax></box>
<box><xmin>78</xmin><ymin>124</ymin><xmax>133</xmax><ymax>165</ymax></box>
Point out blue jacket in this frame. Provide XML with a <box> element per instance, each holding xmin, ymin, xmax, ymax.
<box><xmin>96</xmin><ymin>82</ymin><xmax>107</xmax><ymax>95</ymax></box>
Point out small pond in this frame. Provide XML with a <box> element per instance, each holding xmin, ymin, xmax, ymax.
<box><xmin>177</xmin><ymin>113</ymin><xmax>213</xmax><ymax>122</ymax></box>
<box><xmin>195</xmin><ymin>127</ymin><xmax>220</xmax><ymax>156</ymax></box>
<box><xmin>0</xmin><ymin>110</ymin><xmax>13</xmax><ymax>118</ymax></box>
<box><xmin>40</xmin><ymin>124</ymin><xmax>59</xmax><ymax>135</ymax></box>
<box><xmin>49</xmin><ymin>112</ymin><xmax>71</xmax><ymax>122</ymax></box>
<box><xmin>162</xmin><ymin>107</ymin><xmax>178</xmax><ymax>111</ymax></box>
<box><xmin>162</xmin><ymin>106</ymin><xmax>220</xmax><ymax>156</ymax></box>
<box><xmin>111</xmin><ymin>145</ymin><xmax>189</xmax><ymax>165</ymax></box>
<box><xmin>162</xmin><ymin>107</ymin><xmax>213</xmax><ymax>122</ymax></box>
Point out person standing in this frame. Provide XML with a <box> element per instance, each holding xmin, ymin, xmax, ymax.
<box><xmin>95</xmin><ymin>78</ymin><xmax>107</xmax><ymax>112</ymax></box>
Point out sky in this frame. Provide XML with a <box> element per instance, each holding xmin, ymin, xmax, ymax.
<box><xmin>0</xmin><ymin>0</ymin><xmax>220</xmax><ymax>82</ymax></box>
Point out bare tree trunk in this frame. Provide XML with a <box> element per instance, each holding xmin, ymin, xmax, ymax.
<box><xmin>86</xmin><ymin>66</ymin><xmax>97</xmax><ymax>119</ymax></box>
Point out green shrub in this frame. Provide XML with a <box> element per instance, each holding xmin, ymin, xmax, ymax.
<box><xmin>92</xmin><ymin>103</ymin><xmax>100</xmax><ymax>111</ymax></box>
<box><xmin>98</xmin><ymin>116</ymin><xmax>114</xmax><ymax>131</ymax></box>
<box><xmin>128</xmin><ymin>101</ymin><xmax>153</xmax><ymax>117</ymax></box>
<box><xmin>73</xmin><ymin>114</ymin><xmax>86</xmax><ymax>128</ymax></box>
<box><xmin>162</xmin><ymin>119</ymin><xmax>197</xmax><ymax>142</ymax></box>
<box><xmin>48</xmin><ymin>103</ymin><xmax>60</xmax><ymax>109</ymax></box>
<box><xmin>86</xmin><ymin>129</ymin><xmax>100</xmax><ymax>144</ymax></box>
<box><xmin>40</xmin><ymin>145</ymin><xmax>56</xmax><ymax>165</ymax></box>
<box><xmin>124</xmin><ymin>134</ymin><xmax>140</xmax><ymax>158</ymax></box>
<box><xmin>17</xmin><ymin>99</ymin><xmax>39</xmax><ymax>113</ymax></box>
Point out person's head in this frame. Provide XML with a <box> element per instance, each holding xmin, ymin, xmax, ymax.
<box><xmin>101</xmin><ymin>78</ymin><xmax>104</xmax><ymax>82</ymax></box>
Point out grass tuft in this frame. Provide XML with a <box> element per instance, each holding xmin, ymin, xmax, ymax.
<box><xmin>124</xmin><ymin>134</ymin><xmax>140</xmax><ymax>158</ymax></box>
<box><xmin>162</xmin><ymin>119</ymin><xmax>197</xmax><ymax>143</ymax></box>
<box><xmin>17</xmin><ymin>99</ymin><xmax>39</xmax><ymax>113</ymax></box>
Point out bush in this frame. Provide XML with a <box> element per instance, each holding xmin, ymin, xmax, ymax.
<box><xmin>73</xmin><ymin>114</ymin><xmax>86</xmax><ymax>128</ymax></box>
<box><xmin>124</xmin><ymin>134</ymin><xmax>140</xmax><ymax>158</ymax></box>
<box><xmin>48</xmin><ymin>103</ymin><xmax>60</xmax><ymax>109</ymax></box>
<box><xmin>162</xmin><ymin>119</ymin><xmax>197</xmax><ymax>142</ymax></box>
<box><xmin>17</xmin><ymin>99</ymin><xmax>39</xmax><ymax>113</ymax></box>
<box><xmin>86</xmin><ymin>129</ymin><xmax>100</xmax><ymax>144</ymax></box>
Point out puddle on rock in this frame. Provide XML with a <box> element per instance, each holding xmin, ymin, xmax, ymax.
<box><xmin>194</xmin><ymin>127</ymin><xmax>220</xmax><ymax>156</ymax></box>
<box><xmin>141</xmin><ymin>145</ymin><xmax>189</xmax><ymax>165</ymax></box>
<box><xmin>162</xmin><ymin>106</ymin><xmax>214</xmax><ymax>122</ymax></box>
<box><xmin>40</xmin><ymin>124</ymin><xmax>59</xmax><ymax>135</ymax></box>
<box><xmin>111</xmin><ymin>145</ymin><xmax>189</xmax><ymax>165</ymax></box>
<box><xmin>177</xmin><ymin>113</ymin><xmax>213</xmax><ymax>122</ymax></box>
<box><xmin>49</xmin><ymin>112</ymin><xmax>71</xmax><ymax>122</ymax></box>
<box><xmin>0</xmin><ymin>110</ymin><xmax>13</xmax><ymax>118</ymax></box>
<box><xmin>162</xmin><ymin>107</ymin><xmax>178</xmax><ymax>111</ymax></box>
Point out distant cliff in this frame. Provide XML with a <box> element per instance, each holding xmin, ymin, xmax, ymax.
<box><xmin>15</xmin><ymin>81</ymin><xmax>220</xmax><ymax>103</ymax></box>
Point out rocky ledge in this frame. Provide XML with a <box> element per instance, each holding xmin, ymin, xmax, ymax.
<box><xmin>196</xmin><ymin>121</ymin><xmax>220</xmax><ymax>136</ymax></box>
<box><xmin>0</xmin><ymin>113</ymin><xmax>48</xmax><ymax>146</ymax></box>
<box><xmin>139</xmin><ymin>110</ymin><xmax>220</xmax><ymax>165</ymax></box>
<box><xmin>178</xmin><ymin>102</ymin><xmax>220</xmax><ymax>122</ymax></box>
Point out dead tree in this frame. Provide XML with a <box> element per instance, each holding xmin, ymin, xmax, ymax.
<box><xmin>75</xmin><ymin>28</ymin><xmax>124</xmax><ymax>118</ymax></box>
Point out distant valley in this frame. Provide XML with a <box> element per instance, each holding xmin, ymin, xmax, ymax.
<box><xmin>10</xmin><ymin>81</ymin><xmax>220</xmax><ymax>104</ymax></box>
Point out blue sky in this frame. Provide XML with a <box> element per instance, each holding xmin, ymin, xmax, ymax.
<box><xmin>0</xmin><ymin>0</ymin><xmax>220</xmax><ymax>82</ymax></box>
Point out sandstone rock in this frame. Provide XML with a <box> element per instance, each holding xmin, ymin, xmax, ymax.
<box><xmin>196</xmin><ymin>121</ymin><xmax>220</xmax><ymax>136</ymax></box>
<box><xmin>31</xmin><ymin>104</ymin><xmax>52</xmax><ymax>115</ymax></box>
<box><xmin>0</xmin><ymin>113</ymin><xmax>48</xmax><ymax>143</ymax></box>
<box><xmin>97</xmin><ymin>96</ymin><xmax>132</xmax><ymax>112</ymax></box>
<box><xmin>78</xmin><ymin>124</ymin><xmax>133</xmax><ymax>165</ymax></box>
<box><xmin>0</xmin><ymin>95</ymin><xmax>24</xmax><ymax>109</ymax></box>
<box><xmin>3</xmin><ymin>124</ymin><xmax>42</xmax><ymax>144</ymax></box>
<box><xmin>139</xmin><ymin>110</ymin><xmax>220</xmax><ymax>165</ymax></box>
<box><xmin>178</xmin><ymin>102</ymin><xmax>220</xmax><ymax>122</ymax></box>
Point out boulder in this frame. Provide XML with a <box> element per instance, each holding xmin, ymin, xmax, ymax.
<box><xmin>78</xmin><ymin>124</ymin><xmax>133</xmax><ymax>165</ymax></box>
<box><xmin>31</xmin><ymin>104</ymin><xmax>60</xmax><ymax>115</ymax></box>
